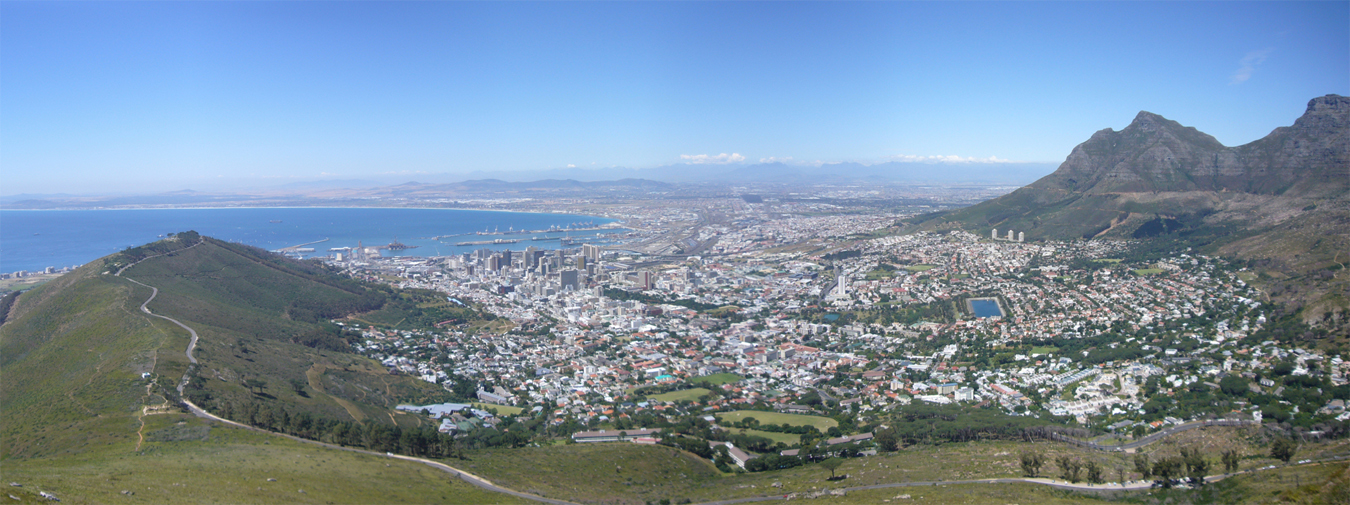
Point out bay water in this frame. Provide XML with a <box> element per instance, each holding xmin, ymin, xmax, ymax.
<box><xmin>0</xmin><ymin>208</ymin><xmax>618</xmax><ymax>273</ymax></box>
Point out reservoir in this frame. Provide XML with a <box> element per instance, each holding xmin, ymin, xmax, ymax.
<box><xmin>969</xmin><ymin>298</ymin><xmax>1004</xmax><ymax>318</ymax></box>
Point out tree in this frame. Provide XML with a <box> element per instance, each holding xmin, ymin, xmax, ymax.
<box><xmin>1179</xmin><ymin>447</ymin><xmax>1209</xmax><ymax>485</ymax></box>
<box><xmin>1186</xmin><ymin>454</ymin><xmax>1210</xmax><ymax>485</ymax></box>
<box><xmin>1271</xmin><ymin>438</ymin><xmax>1296</xmax><ymax>463</ymax></box>
<box><xmin>1133</xmin><ymin>453</ymin><xmax>1152</xmax><ymax>479</ymax></box>
<box><xmin>1057</xmin><ymin>455</ymin><xmax>1082</xmax><ymax>483</ymax></box>
<box><xmin>1086</xmin><ymin>460</ymin><xmax>1103</xmax><ymax>484</ymax></box>
<box><xmin>1020</xmin><ymin>451</ymin><xmax>1045</xmax><ymax>477</ymax></box>
<box><xmin>244</xmin><ymin>379</ymin><xmax>267</xmax><ymax>394</ymax></box>
<box><xmin>875</xmin><ymin>429</ymin><xmax>899</xmax><ymax>452</ymax></box>
<box><xmin>819</xmin><ymin>457</ymin><xmax>844</xmax><ymax>480</ymax></box>
<box><xmin>1221</xmin><ymin>449</ymin><xmax>1241</xmax><ymax>473</ymax></box>
<box><xmin>1152</xmin><ymin>457</ymin><xmax>1182</xmax><ymax>488</ymax></box>
<box><xmin>1218</xmin><ymin>375</ymin><xmax>1248</xmax><ymax>396</ymax></box>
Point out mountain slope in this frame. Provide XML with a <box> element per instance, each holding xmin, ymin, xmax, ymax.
<box><xmin>0</xmin><ymin>234</ymin><xmax>453</xmax><ymax>459</ymax></box>
<box><xmin>908</xmin><ymin>95</ymin><xmax>1350</xmax><ymax>331</ymax></box>
<box><xmin>0</xmin><ymin>233</ymin><xmax>521</xmax><ymax>503</ymax></box>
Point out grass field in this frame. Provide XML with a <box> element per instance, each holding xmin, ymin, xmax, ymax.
<box><xmin>1030</xmin><ymin>346</ymin><xmax>1058</xmax><ymax>355</ymax></box>
<box><xmin>715</xmin><ymin>410</ymin><xmax>838</xmax><ymax>431</ymax></box>
<box><xmin>473</xmin><ymin>402</ymin><xmax>524</xmax><ymax>416</ymax></box>
<box><xmin>647</xmin><ymin>388</ymin><xmax>711</xmax><ymax>403</ymax></box>
<box><xmin>0</xmin><ymin>272</ymin><xmax>62</xmax><ymax>293</ymax></box>
<box><xmin>463</xmin><ymin>443</ymin><xmax>723</xmax><ymax>504</ymax></box>
<box><xmin>4</xmin><ymin>414</ymin><xmax>524</xmax><ymax>505</ymax></box>
<box><xmin>1091</xmin><ymin>258</ymin><xmax>1123</xmax><ymax>264</ymax></box>
<box><xmin>694</xmin><ymin>373</ymin><xmax>743</xmax><ymax>385</ymax></box>
<box><xmin>732</xmin><ymin>428</ymin><xmax>801</xmax><ymax>446</ymax></box>
<box><xmin>905</xmin><ymin>264</ymin><xmax>936</xmax><ymax>272</ymax></box>
<box><xmin>1133</xmin><ymin>268</ymin><xmax>1165</xmax><ymax>275</ymax></box>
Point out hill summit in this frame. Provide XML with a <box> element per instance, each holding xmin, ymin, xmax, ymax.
<box><xmin>910</xmin><ymin>94</ymin><xmax>1349</xmax><ymax>327</ymax></box>
<box><xmin>914</xmin><ymin>94</ymin><xmax>1347</xmax><ymax>238</ymax></box>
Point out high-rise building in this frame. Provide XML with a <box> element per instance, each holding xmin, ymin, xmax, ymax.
<box><xmin>1018</xmin><ymin>231</ymin><xmax>1025</xmax><ymax>242</ymax></box>
<box><xmin>637</xmin><ymin>270</ymin><xmax>655</xmax><ymax>290</ymax></box>
<box><xmin>525</xmin><ymin>246</ymin><xmax>541</xmax><ymax>269</ymax></box>
<box><xmin>560</xmin><ymin>269</ymin><xmax>579</xmax><ymax>291</ymax></box>
<box><xmin>1007</xmin><ymin>229</ymin><xmax>1015</xmax><ymax>241</ymax></box>
<box><xmin>991</xmin><ymin>229</ymin><xmax>998</xmax><ymax>240</ymax></box>
<box><xmin>582</xmin><ymin>243</ymin><xmax>601</xmax><ymax>262</ymax></box>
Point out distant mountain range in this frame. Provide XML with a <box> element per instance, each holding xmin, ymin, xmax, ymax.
<box><xmin>445</xmin><ymin>160</ymin><xmax>1058</xmax><ymax>186</ymax></box>
<box><xmin>910</xmin><ymin>94</ymin><xmax>1349</xmax><ymax>329</ymax></box>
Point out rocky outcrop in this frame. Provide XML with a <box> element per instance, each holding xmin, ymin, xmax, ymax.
<box><xmin>921</xmin><ymin>94</ymin><xmax>1349</xmax><ymax>241</ymax></box>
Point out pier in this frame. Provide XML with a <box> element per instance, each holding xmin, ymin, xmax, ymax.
<box><xmin>273</xmin><ymin>237</ymin><xmax>329</xmax><ymax>252</ymax></box>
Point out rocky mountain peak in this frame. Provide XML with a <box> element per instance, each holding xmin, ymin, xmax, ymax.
<box><xmin>1129</xmin><ymin>110</ymin><xmax>1169</xmax><ymax>128</ymax></box>
<box><xmin>1306</xmin><ymin>94</ymin><xmax>1348</xmax><ymax>115</ymax></box>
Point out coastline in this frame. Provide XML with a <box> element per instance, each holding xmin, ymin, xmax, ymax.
<box><xmin>0</xmin><ymin>207</ymin><xmax>628</xmax><ymax>274</ymax></box>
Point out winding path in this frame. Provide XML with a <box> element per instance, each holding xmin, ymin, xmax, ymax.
<box><xmin>118</xmin><ymin>243</ymin><xmax>577</xmax><ymax>505</ymax></box>
<box><xmin>114</xmin><ymin>240</ymin><xmax>1338</xmax><ymax>505</ymax></box>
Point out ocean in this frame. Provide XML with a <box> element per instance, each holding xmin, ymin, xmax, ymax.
<box><xmin>0</xmin><ymin>208</ymin><xmax>621</xmax><ymax>273</ymax></box>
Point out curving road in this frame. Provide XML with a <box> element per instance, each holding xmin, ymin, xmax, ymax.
<box><xmin>119</xmin><ymin>246</ymin><xmax>578</xmax><ymax>505</ymax></box>
<box><xmin>115</xmin><ymin>240</ymin><xmax>1332</xmax><ymax>505</ymax></box>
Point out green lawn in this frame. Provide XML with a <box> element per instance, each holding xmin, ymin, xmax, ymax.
<box><xmin>694</xmin><ymin>373</ymin><xmax>743</xmax><ymax>385</ymax></box>
<box><xmin>1133</xmin><ymin>268</ymin><xmax>1165</xmax><ymax>275</ymax></box>
<box><xmin>904</xmin><ymin>264</ymin><xmax>936</xmax><ymax>272</ymax></box>
<box><xmin>647</xmin><ymin>387</ymin><xmax>711</xmax><ymax>403</ymax></box>
<box><xmin>1092</xmin><ymin>258</ymin><xmax>1123</xmax><ymax>264</ymax></box>
<box><xmin>715</xmin><ymin>410</ymin><xmax>838</xmax><ymax>431</ymax></box>
<box><xmin>1030</xmin><ymin>346</ymin><xmax>1058</xmax><ymax>355</ymax></box>
<box><xmin>732</xmin><ymin>427</ymin><xmax>801</xmax><ymax>446</ymax></box>
<box><xmin>473</xmin><ymin>402</ymin><xmax>525</xmax><ymax>416</ymax></box>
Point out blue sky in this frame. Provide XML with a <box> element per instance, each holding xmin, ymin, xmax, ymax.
<box><xmin>2</xmin><ymin>1</ymin><xmax>1346</xmax><ymax>194</ymax></box>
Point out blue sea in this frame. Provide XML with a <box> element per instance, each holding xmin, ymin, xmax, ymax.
<box><xmin>0</xmin><ymin>208</ymin><xmax>620</xmax><ymax>273</ymax></box>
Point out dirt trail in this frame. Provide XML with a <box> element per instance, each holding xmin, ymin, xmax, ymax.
<box><xmin>306</xmin><ymin>363</ymin><xmax>367</xmax><ymax>421</ymax></box>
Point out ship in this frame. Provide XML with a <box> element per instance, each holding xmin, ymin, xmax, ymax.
<box><xmin>384</xmin><ymin>238</ymin><xmax>418</xmax><ymax>251</ymax></box>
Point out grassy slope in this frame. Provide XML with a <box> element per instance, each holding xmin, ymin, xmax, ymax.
<box><xmin>5</xmin><ymin>413</ymin><xmax>522</xmax><ymax>505</ymax></box>
<box><xmin>116</xmin><ymin>238</ymin><xmax>449</xmax><ymax>425</ymax></box>
<box><xmin>1</xmin><ymin>237</ymin><xmax>516</xmax><ymax>503</ymax></box>
<box><xmin>465</xmin><ymin>443</ymin><xmax>724</xmax><ymax>505</ymax></box>
<box><xmin>0</xmin><ymin>262</ymin><xmax>167</xmax><ymax>459</ymax></box>
<box><xmin>466</xmin><ymin>427</ymin><xmax>1349</xmax><ymax>505</ymax></box>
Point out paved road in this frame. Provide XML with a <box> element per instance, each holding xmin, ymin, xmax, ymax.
<box><xmin>114</xmin><ymin>240</ymin><xmax>1323</xmax><ymax>505</ymax></box>
<box><xmin>120</xmin><ymin>251</ymin><xmax>577</xmax><ymax>505</ymax></box>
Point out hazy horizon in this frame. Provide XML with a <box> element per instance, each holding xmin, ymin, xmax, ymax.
<box><xmin>3</xmin><ymin>1</ymin><xmax>1346</xmax><ymax>195</ymax></box>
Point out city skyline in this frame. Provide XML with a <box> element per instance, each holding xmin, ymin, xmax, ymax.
<box><xmin>3</xmin><ymin>1</ymin><xmax>1347</xmax><ymax>195</ymax></box>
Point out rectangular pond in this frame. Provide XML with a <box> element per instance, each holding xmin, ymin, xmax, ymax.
<box><xmin>969</xmin><ymin>298</ymin><xmax>1004</xmax><ymax>318</ymax></box>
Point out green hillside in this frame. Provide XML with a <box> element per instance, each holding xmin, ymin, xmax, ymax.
<box><xmin>0</xmin><ymin>233</ymin><xmax>517</xmax><ymax>503</ymax></box>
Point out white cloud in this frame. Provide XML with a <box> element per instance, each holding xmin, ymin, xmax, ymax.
<box><xmin>567</xmin><ymin>164</ymin><xmax>576</xmax><ymax>168</ymax></box>
<box><xmin>1231</xmin><ymin>48</ymin><xmax>1273</xmax><ymax>84</ymax></box>
<box><xmin>885</xmin><ymin>155</ymin><xmax>1014</xmax><ymax>164</ymax></box>
<box><xmin>680</xmin><ymin>153</ymin><xmax>745</xmax><ymax>164</ymax></box>
<box><xmin>759</xmin><ymin>156</ymin><xmax>793</xmax><ymax>163</ymax></box>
